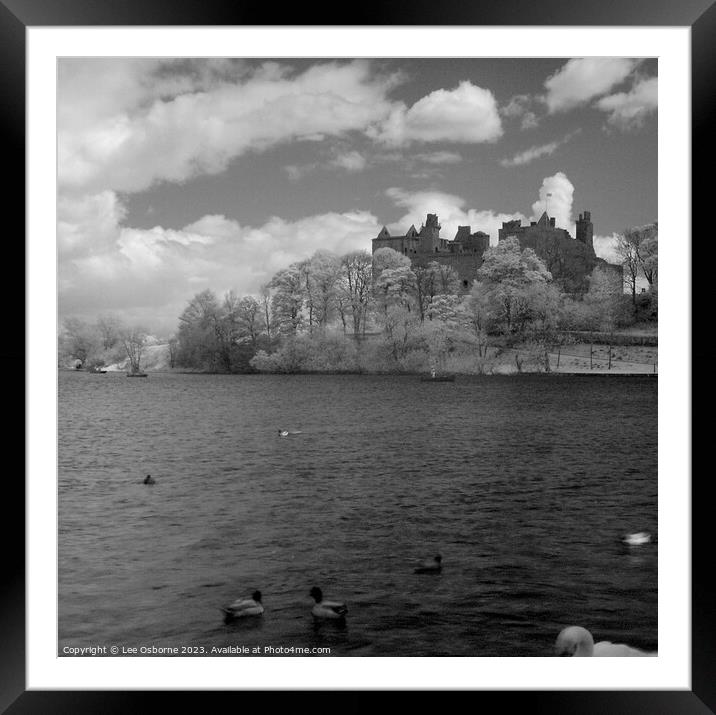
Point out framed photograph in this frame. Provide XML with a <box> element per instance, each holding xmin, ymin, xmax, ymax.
<box><xmin>10</xmin><ymin>0</ymin><xmax>706</xmax><ymax>711</ymax></box>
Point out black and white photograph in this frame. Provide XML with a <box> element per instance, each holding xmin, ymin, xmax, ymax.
<box><xmin>55</xmin><ymin>53</ymin><xmax>661</xmax><ymax>662</ymax></box>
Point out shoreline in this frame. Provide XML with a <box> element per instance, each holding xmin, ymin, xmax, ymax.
<box><xmin>60</xmin><ymin>367</ymin><xmax>657</xmax><ymax>377</ymax></box>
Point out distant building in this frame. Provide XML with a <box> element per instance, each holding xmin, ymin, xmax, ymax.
<box><xmin>372</xmin><ymin>213</ymin><xmax>490</xmax><ymax>291</ymax></box>
<box><xmin>372</xmin><ymin>210</ymin><xmax>622</xmax><ymax>294</ymax></box>
<box><xmin>498</xmin><ymin>210</ymin><xmax>620</xmax><ymax>293</ymax></box>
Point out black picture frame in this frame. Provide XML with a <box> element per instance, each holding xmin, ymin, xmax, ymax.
<box><xmin>7</xmin><ymin>1</ymin><xmax>706</xmax><ymax>712</ymax></box>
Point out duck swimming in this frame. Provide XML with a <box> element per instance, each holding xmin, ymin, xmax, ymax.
<box><xmin>555</xmin><ymin>626</ymin><xmax>657</xmax><ymax>657</ymax></box>
<box><xmin>143</xmin><ymin>474</ymin><xmax>155</xmax><ymax>485</ymax></box>
<box><xmin>221</xmin><ymin>590</ymin><xmax>264</xmax><ymax>621</ymax></box>
<box><xmin>414</xmin><ymin>555</ymin><xmax>442</xmax><ymax>574</ymax></box>
<box><xmin>309</xmin><ymin>587</ymin><xmax>347</xmax><ymax>620</ymax></box>
<box><xmin>622</xmin><ymin>532</ymin><xmax>652</xmax><ymax>546</ymax></box>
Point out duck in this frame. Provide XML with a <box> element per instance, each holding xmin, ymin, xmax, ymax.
<box><xmin>622</xmin><ymin>531</ymin><xmax>652</xmax><ymax>546</ymax></box>
<box><xmin>221</xmin><ymin>590</ymin><xmax>264</xmax><ymax>621</ymax></box>
<box><xmin>309</xmin><ymin>586</ymin><xmax>347</xmax><ymax>620</ymax></box>
<box><xmin>143</xmin><ymin>474</ymin><xmax>155</xmax><ymax>485</ymax></box>
<box><xmin>555</xmin><ymin>626</ymin><xmax>657</xmax><ymax>657</ymax></box>
<box><xmin>414</xmin><ymin>554</ymin><xmax>442</xmax><ymax>574</ymax></box>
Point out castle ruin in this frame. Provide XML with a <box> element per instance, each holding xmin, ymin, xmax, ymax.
<box><xmin>372</xmin><ymin>210</ymin><xmax>621</xmax><ymax>294</ymax></box>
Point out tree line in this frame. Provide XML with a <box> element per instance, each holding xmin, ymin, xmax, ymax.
<box><xmin>58</xmin><ymin>223</ymin><xmax>657</xmax><ymax>374</ymax></box>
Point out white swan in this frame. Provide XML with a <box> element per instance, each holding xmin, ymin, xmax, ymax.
<box><xmin>309</xmin><ymin>587</ymin><xmax>347</xmax><ymax>619</ymax></box>
<box><xmin>221</xmin><ymin>590</ymin><xmax>264</xmax><ymax>620</ymax></box>
<box><xmin>622</xmin><ymin>532</ymin><xmax>652</xmax><ymax>546</ymax></box>
<box><xmin>555</xmin><ymin>626</ymin><xmax>657</xmax><ymax>657</ymax></box>
<box><xmin>414</xmin><ymin>555</ymin><xmax>442</xmax><ymax>574</ymax></box>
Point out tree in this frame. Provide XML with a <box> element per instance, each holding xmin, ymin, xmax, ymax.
<box><xmin>307</xmin><ymin>250</ymin><xmax>342</xmax><ymax>331</ymax></box>
<box><xmin>583</xmin><ymin>265</ymin><xmax>625</xmax><ymax>332</ymax></box>
<box><xmin>96</xmin><ymin>314</ymin><xmax>122</xmax><ymax>351</ymax></box>
<box><xmin>120</xmin><ymin>325</ymin><xmax>148</xmax><ymax>373</ymax></box>
<box><xmin>372</xmin><ymin>246</ymin><xmax>411</xmax><ymax>276</ymax></box>
<box><xmin>236</xmin><ymin>296</ymin><xmax>262</xmax><ymax>348</ymax></box>
<box><xmin>475</xmin><ymin>238</ymin><xmax>553</xmax><ymax>335</ymax></box>
<box><xmin>339</xmin><ymin>250</ymin><xmax>373</xmax><ymax>337</ymax></box>
<box><xmin>270</xmin><ymin>264</ymin><xmax>304</xmax><ymax>336</ymax></box>
<box><xmin>176</xmin><ymin>289</ymin><xmax>222</xmax><ymax>370</ymax></box>
<box><xmin>467</xmin><ymin>282</ymin><xmax>492</xmax><ymax>358</ymax></box>
<box><xmin>615</xmin><ymin>223</ymin><xmax>658</xmax><ymax>307</ymax></box>
<box><xmin>637</xmin><ymin>223</ymin><xmax>658</xmax><ymax>288</ymax></box>
<box><xmin>374</xmin><ymin>265</ymin><xmax>416</xmax><ymax>314</ymax></box>
<box><xmin>60</xmin><ymin>318</ymin><xmax>100</xmax><ymax>367</ymax></box>
<box><xmin>431</xmin><ymin>261</ymin><xmax>460</xmax><ymax>296</ymax></box>
<box><xmin>167</xmin><ymin>336</ymin><xmax>179</xmax><ymax>368</ymax></box>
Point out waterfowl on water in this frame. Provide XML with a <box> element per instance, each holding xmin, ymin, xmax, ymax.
<box><xmin>555</xmin><ymin>626</ymin><xmax>657</xmax><ymax>657</ymax></box>
<box><xmin>221</xmin><ymin>590</ymin><xmax>264</xmax><ymax>621</ymax></box>
<box><xmin>622</xmin><ymin>532</ymin><xmax>652</xmax><ymax>546</ymax></box>
<box><xmin>278</xmin><ymin>429</ymin><xmax>302</xmax><ymax>436</ymax></box>
<box><xmin>414</xmin><ymin>555</ymin><xmax>442</xmax><ymax>574</ymax></box>
<box><xmin>309</xmin><ymin>587</ymin><xmax>347</xmax><ymax>620</ymax></box>
<box><xmin>143</xmin><ymin>474</ymin><xmax>155</xmax><ymax>485</ymax></box>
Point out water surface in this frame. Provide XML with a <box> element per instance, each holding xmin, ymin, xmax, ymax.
<box><xmin>58</xmin><ymin>371</ymin><xmax>657</xmax><ymax>657</ymax></box>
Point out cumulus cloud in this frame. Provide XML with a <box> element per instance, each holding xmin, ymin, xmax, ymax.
<box><xmin>593</xmin><ymin>233</ymin><xmax>623</xmax><ymax>262</ymax></box>
<box><xmin>59</xmin><ymin>59</ymin><xmax>400</xmax><ymax>194</ymax></box>
<box><xmin>543</xmin><ymin>58</ymin><xmax>638</xmax><ymax>113</ymax></box>
<box><xmin>499</xmin><ymin>131</ymin><xmax>579</xmax><ymax>168</ymax></box>
<box><xmin>595</xmin><ymin>76</ymin><xmax>658</xmax><ymax>131</ymax></box>
<box><xmin>530</xmin><ymin>172</ymin><xmax>575</xmax><ymax>232</ymax></box>
<box><xmin>59</xmin><ymin>192</ymin><xmax>381</xmax><ymax>333</ymax></box>
<box><xmin>385</xmin><ymin>187</ymin><xmax>524</xmax><ymax>245</ymax></box>
<box><xmin>370</xmin><ymin>81</ymin><xmax>503</xmax><ymax>146</ymax></box>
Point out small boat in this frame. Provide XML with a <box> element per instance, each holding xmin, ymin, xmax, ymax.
<box><xmin>420</xmin><ymin>374</ymin><xmax>455</xmax><ymax>382</ymax></box>
<box><xmin>89</xmin><ymin>367</ymin><xmax>107</xmax><ymax>374</ymax></box>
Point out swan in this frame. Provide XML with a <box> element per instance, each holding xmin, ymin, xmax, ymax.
<box><xmin>622</xmin><ymin>532</ymin><xmax>652</xmax><ymax>546</ymax></box>
<box><xmin>309</xmin><ymin>587</ymin><xmax>347</xmax><ymax>619</ymax></box>
<box><xmin>143</xmin><ymin>474</ymin><xmax>155</xmax><ymax>485</ymax></box>
<box><xmin>555</xmin><ymin>626</ymin><xmax>657</xmax><ymax>657</ymax></box>
<box><xmin>414</xmin><ymin>555</ymin><xmax>442</xmax><ymax>574</ymax></box>
<box><xmin>221</xmin><ymin>590</ymin><xmax>264</xmax><ymax>621</ymax></box>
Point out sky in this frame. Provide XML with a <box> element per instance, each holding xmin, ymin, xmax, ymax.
<box><xmin>58</xmin><ymin>57</ymin><xmax>658</xmax><ymax>336</ymax></box>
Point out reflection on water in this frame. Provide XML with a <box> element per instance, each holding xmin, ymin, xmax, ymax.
<box><xmin>58</xmin><ymin>372</ymin><xmax>657</xmax><ymax>656</ymax></box>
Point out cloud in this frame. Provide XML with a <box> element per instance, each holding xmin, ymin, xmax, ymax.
<box><xmin>370</xmin><ymin>81</ymin><xmax>503</xmax><ymax>146</ymax></box>
<box><xmin>501</xmin><ymin>94</ymin><xmax>540</xmax><ymax>130</ymax></box>
<box><xmin>595</xmin><ymin>76</ymin><xmax>658</xmax><ymax>131</ymax></box>
<box><xmin>385</xmin><ymin>187</ymin><xmax>524</xmax><ymax>245</ymax></box>
<box><xmin>593</xmin><ymin>233</ymin><xmax>623</xmax><ymax>262</ymax></box>
<box><xmin>59</xmin><ymin>192</ymin><xmax>381</xmax><ymax>334</ymax></box>
<box><xmin>499</xmin><ymin>131</ymin><xmax>579</xmax><ymax>168</ymax></box>
<box><xmin>59</xmin><ymin>59</ymin><xmax>400</xmax><ymax>194</ymax></box>
<box><xmin>329</xmin><ymin>150</ymin><xmax>367</xmax><ymax>172</ymax></box>
<box><xmin>543</xmin><ymin>58</ymin><xmax>638</xmax><ymax>113</ymax></box>
<box><xmin>530</xmin><ymin>172</ymin><xmax>575</xmax><ymax>232</ymax></box>
<box><xmin>413</xmin><ymin>151</ymin><xmax>463</xmax><ymax>165</ymax></box>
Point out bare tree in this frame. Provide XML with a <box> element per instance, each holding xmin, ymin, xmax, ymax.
<box><xmin>339</xmin><ymin>250</ymin><xmax>373</xmax><ymax>337</ymax></box>
<box><xmin>167</xmin><ymin>336</ymin><xmax>179</xmax><ymax>368</ymax></box>
<box><xmin>96</xmin><ymin>313</ymin><xmax>122</xmax><ymax>351</ymax></box>
<box><xmin>121</xmin><ymin>326</ymin><xmax>148</xmax><ymax>374</ymax></box>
